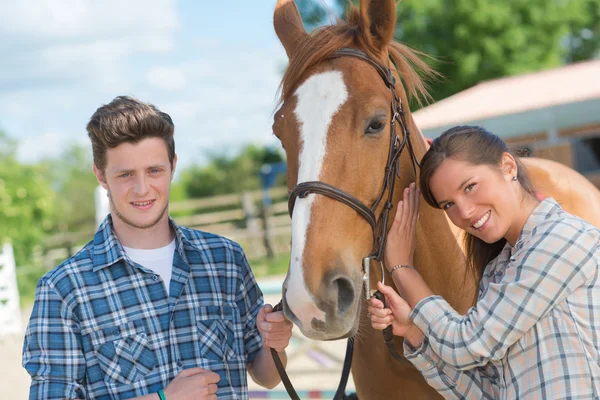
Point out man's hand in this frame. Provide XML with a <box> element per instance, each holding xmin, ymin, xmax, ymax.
<box><xmin>163</xmin><ymin>367</ymin><xmax>220</xmax><ymax>400</ymax></box>
<box><xmin>256</xmin><ymin>304</ymin><xmax>293</xmax><ymax>352</ymax></box>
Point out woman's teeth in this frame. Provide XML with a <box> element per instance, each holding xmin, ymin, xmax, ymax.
<box><xmin>473</xmin><ymin>211</ymin><xmax>490</xmax><ymax>229</ymax></box>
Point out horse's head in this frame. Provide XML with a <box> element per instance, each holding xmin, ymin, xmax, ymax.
<box><xmin>273</xmin><ymin>0</ymin><xmax>433</xmax><ymax>340</ymax></box>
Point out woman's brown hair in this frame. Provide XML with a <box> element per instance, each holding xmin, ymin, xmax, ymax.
<box><xmin>419</xmin><ymin>126</ymin><xmax>536</xmax><ymax>292</ymax></box>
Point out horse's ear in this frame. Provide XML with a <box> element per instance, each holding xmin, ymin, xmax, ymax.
<box><xmin>274</xmin><ymin>0</ymin><xmax>308</xmax><ymax>59</ymax></box>
<box><xmin>359</xmin><ymin>0</ymin><xmax>397</xmax><ymax>51</ymax></box>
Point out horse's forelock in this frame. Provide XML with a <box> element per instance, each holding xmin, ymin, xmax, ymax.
<box><xmin>277</xmin><ymin>6</ymin><xmax>438</xmax><ymax>109</ymax></box>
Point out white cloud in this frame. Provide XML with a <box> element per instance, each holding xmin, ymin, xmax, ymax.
<box><xmin>0</xmin><ymin>0</ymin><xmax>178</xmax><ymax>92</ymax></box>
<box><xmin>1</xmin><ymin>0</ymin><xmax>290</xmax><ymax>171</ymax></box>
<box><xmin>0</xmin><ymin>0</ymin><xmax>177</xmax><ymax>43</ymax></box>
<box><xmin>146</xmin><ymin>67</ymin><xmax>187</xmax><ymax>91</ymax></box>
<box><xmin>15</xmin><ymin>130</ymin><xmax>89</xmax><ymax>163</ymax></box>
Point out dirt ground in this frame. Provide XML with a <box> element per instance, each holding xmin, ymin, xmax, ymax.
<box><xmin>2</xmin><ymin>286</ymin><xmax>355</xmax><ymax>400</ymax></box>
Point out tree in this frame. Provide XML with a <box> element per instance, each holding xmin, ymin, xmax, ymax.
<box><xmin>179</xmin><ymin>145</ymin><xmax>285</xmax><ymax>198</ymax></box>
<box><xmin>0</xmin><ymin>132</ymin><xmax>56</xmax><ymax>266</ymax></box>
<box><xmin>42</xmin><ymin>145</ymin><xmax>98</xmax><ymax>233</ymax></box>
<box><xmin>298</xmin><ymin>0</ymin><xmax>600</xmax><ymax>103</ymax></box>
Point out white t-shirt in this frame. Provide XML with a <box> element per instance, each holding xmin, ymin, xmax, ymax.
<box><xmin>123</xmin><ymin>239</ymin><xmax>175</xmax><ymax>295</ymax></box>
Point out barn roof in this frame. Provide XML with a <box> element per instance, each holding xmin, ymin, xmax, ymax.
<box><xmin>413</xmin><ymin>59</ymin><xmax>600</xmax><ymax>136</ymax></box>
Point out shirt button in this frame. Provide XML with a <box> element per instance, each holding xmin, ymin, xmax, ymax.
<box><xmin>177</xmin><ymin>360</ymin><xmax>183</xmax><ymax>368</ymax></box>
<box><xmin>113</xmin><ymin>330</ymin><xmax>120</xmax><ymax>336</ymax></box>
<box><xmin>140</xmin><ymin>333</ymin><xmax>146</xmax><ymax>338</ymax></box>
<box><xmin>152</xmin><ymin>274</ymin><xmax>159</xmax><ymax>281</ymax></box>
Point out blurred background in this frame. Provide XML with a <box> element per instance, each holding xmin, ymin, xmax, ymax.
<box><xmin>1</xmin><ymin>0</ymin><xmax>599</xmax><ymax>398</ymax></box>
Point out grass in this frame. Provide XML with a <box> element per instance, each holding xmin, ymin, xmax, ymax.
<box><xmin>248</xmin><ymin>252</ymin><xmax>290</xmax><ymax>278</ymax></box>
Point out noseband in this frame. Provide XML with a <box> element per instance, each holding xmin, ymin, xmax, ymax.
<box><xmin>272</xmin><ymin>48</ymin><xmax>421</xmax><ymax>400</ymax></box>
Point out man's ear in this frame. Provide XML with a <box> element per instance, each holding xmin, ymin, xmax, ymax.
<box><xmin>171</xmin><ymin>155</ymin><xmax>178</xmax><ymax>180</ymax></box>
<box><xmin>93</xmin><ymin>164</ymin><xmax>109</xmax><ymax>190</ymax></box>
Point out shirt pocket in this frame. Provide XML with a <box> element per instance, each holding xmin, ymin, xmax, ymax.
<box><xmin>196</xmin><ymin>304</ymin><xmax>238</xmax><ymax>362</ymax></box>
<box><xmin>90</xmin><ymin>319</ymin><xmax>157</xmax><ymax>386</ymax></box>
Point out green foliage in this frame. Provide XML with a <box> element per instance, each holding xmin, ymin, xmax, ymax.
<box><xmin>299</xmin><ymin>0</ymin><xmax>600</xmax><ymax>103</ymax></box>
<box><xmin>0</xmin><ymin>132</ymin><xmax>56</xmax><ymax>266</ymax></box>
<box><xmin>179</xmin><ymin>145</ymin><xmax>285</xmax><ymax>198</ymax></box>
<box><xmin>42</xmin><ymin>145</ymin><xmax>98</xmax><ymax>232</ymax></box>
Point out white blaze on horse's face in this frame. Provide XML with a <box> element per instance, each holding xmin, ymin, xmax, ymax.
<box><xmin>286</xmin><ymin>70</ymin><xmax>348</xmax><ymax>331</ymax></box>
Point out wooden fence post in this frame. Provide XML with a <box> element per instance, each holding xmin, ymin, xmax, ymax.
<box><xmin>260</xmin><ymin>200</ymin><xmax>275</xmax><ymax>259</ymax></box>
<box><xmin>241</xmin><ymin>192</ymin><xmax>263</xmax><ymax>258</ymax></box>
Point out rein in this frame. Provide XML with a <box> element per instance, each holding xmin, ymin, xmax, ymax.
<box><xmin>272</xmin><ymin>47</ymin><xmax>421</xmax><ymax>399</ymax></box>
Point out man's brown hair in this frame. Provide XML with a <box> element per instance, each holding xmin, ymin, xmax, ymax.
<box><xmin>87</xmin><ymin>96</ymin><xmax>175</xmax><ymax>172</ymax></box>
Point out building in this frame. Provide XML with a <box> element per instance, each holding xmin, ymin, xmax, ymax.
<box><xmin>413</xmin><ymin>59</ymin><xmax>600</xmax><ymax>186</ymax></box>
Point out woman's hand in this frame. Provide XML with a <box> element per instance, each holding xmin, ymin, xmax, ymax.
<box><xmin>385</xmin><ymin>182</ymin><xmax>420</xmax><ymax>271</ymax></box>
<box><xmin>368</xmin><ymin>282</ymin><xmax>413</xmax><ymax>336</ymax></box>
<box><xmin>368</xmin><ymin>282</ymin><xmax>424</xmax><ymax>346</ymax></box>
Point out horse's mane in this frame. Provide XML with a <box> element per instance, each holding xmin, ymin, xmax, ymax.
<box><xmin>279</xmin><ymin>5</ymin><xmax>438</xmax><ymax>107</ymax></box>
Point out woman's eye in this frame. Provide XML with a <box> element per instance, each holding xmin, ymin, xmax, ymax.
<box><xmin>365</xmin><ymin>120</ymin><xmax>386</xmax><ymax>135</ymax></box>
<box><xmin>442</xmin><ymin>202</ymin><xmax>453</xmax><ymax>210</ymax></box>
<box><xmin>465</xmin><ymin>183</ymin><xmax>476</xmax><ymax>193</ymax></box>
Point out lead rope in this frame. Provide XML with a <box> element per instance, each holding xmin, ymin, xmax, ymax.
<box><xmin>270</xmin><ymin>302</ymin><xmax>354</xmax><ymax>400</ymax></box>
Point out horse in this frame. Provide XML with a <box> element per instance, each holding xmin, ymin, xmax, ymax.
<box><xmin>272</xmin><ymin>0</ymin><xmax>600</xmax><ymax>398</ymax></box>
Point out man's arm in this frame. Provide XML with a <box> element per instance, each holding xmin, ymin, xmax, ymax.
<box><xmin>247</xmin><ymin>304</ymin><xmax>292</xmax><ymax>388</ymax></box>
<box><xmin>23</xmin><ymin>277</ymin><xmax>87</xmax><ymax>400</ymax></box>
<box><xmin>247</xmin><ymin>343</ymin><xmax>288</xmax><ymax>389</ymax></box>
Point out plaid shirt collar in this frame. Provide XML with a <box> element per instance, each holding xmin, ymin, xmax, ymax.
<box><xmin>513</xmin><ymin>197</ymin><xmax>560</xmax><ymax>251</ymax></box>
<box><xmin>92</xmin><ymin>215</ymin><xmax>191</xmax><ymax>272</ymax></box>
<box><xmin>486</xmin><ymin>197</ymin><xmax>561</xmax><ymax>277</ymax></box>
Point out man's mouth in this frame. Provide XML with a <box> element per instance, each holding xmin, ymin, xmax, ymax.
<box><xmin>131</xmin><ymin>200</ymin><xmax>155</xmax><ymax>209</ymax></box>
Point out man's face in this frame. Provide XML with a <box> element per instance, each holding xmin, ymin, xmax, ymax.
<box><xmin>94</xmin><ymin>138</ymin><xmax>176</xmax><ymax>230</ymax></box>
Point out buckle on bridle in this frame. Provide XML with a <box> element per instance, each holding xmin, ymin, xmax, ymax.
<box><xmin>362</xmin><ymin>256</ymin><xmax>386</xmax><ymax>301</ymax></box>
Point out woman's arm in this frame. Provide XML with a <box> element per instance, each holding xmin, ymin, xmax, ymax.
<box><xmin>385</xmin><ymin>185</ymin><xmax>599</xmax><ymax>370</ymax></box>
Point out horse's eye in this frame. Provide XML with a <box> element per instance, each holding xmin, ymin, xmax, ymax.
<box><xmin>365</xmin><ymin>120</ymin><xmax>386</xmax><ymax>135</ymax></box>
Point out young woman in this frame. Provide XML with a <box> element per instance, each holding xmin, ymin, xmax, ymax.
<box><xmin>369</xmin><ymin>125</ymin><xmax>600</xmax><ymax>399</ymax></box>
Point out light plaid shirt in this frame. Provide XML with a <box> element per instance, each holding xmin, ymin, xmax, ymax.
<box><xmin>405</xmin><ymin>198</ymin><xmax>600</xmax><ymax>399</ymax></box>
<box><xmin>23</xmin><ymin>216</ymin><xmax>263</xmax><ymax>400</ymax></box>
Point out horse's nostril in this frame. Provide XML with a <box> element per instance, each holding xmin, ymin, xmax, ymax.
<box><xmin>333</xmin><ymin>277</ymin><xmax>355</xmax><ymax>314</ymax></box>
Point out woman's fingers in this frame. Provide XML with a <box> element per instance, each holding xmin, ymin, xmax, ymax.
<box><xmin>368</xmin><ymin>305</ymin><xmax>391</xmax><ymax>318</ymax></box>
<box><xmin>392</xmin><ymin>200</ymin><xmax>404</xmax><ymax>233</ymax></box>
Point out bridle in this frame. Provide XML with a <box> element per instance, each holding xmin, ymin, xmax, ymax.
<box><xmin>272</xmin><ymin>47</ymin><xmax>422</xmax><ymax>400</ymax></box>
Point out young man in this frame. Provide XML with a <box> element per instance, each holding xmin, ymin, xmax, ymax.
<box><xmin>23</xmin><ymin>96</ymin><xmax>293</xmax><ymax>400</ymax></box>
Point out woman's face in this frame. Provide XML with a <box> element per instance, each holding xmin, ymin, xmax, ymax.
<box><xmin>429</xmin><ymin>156</ymin><xmax>518</xmax><ymax>244</ymax></box>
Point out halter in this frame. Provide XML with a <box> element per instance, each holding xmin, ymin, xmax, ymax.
<box><xmin>288</xmin><ymin>48</ymin><xmax>421</xmax><ymax>298</ymax></box>
<box><xmin>273</xmin><ymin>48</ymin><xmax>421</xmax><ymax>400</ymax></box>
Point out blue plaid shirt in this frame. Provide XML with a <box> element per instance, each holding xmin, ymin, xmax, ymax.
<box><xmin>23</xmin><ymin>216</ymin><xmax>264</xmax><ymax>400</ymax></box>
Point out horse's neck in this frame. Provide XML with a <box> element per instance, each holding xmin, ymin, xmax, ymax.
<box><xmin>394</xmin><ymin>124</ymin><xmax>475</xmax><ymax>314</ymax></box>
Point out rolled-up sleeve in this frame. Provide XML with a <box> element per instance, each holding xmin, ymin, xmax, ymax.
<box><xmin>234</xmin><ymin>247</ymin><xmax>264</xmax><ymax>364</ymax></box>
<box><xmin>22</xmin><ymin>277</ymin><xmax>87</xmax><ymax>400</ymax></box>
<box><xmin>410</xmin><ymin>221</ymin><xmax>598</xmax><ymax>371</ymax></box>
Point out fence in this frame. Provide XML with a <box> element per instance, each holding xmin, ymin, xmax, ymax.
<box><xmin>0</xmin><ymin>243</ymin><xmax>22</xmax><ymax>335</ymax></box>
<box><xmin>37</xmin><ymin>187</ymin><xmax>292</xmax><ymax>269</ymax></box>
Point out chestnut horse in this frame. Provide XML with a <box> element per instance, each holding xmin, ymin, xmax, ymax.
<box><xmin>272</xmin><ymin>0</ymin><xmax>600</xmax><ymax>398</ymax></box>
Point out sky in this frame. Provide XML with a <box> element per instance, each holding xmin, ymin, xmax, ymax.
<box><xmin>0</xmin><ymin>0</ymin><xmax>331</xmax><ymax>170</ymax></box>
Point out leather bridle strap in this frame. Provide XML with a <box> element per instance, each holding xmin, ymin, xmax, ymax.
<box><xmin>288</xmin><ymin>181</ymin><xmax>377</xmax><ymax>235</ymax></box>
